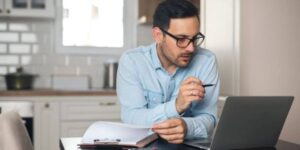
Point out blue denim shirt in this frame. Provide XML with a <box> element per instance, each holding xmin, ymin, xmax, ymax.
<box><xmin>117</xmin><ymin>43</ymin><xmax>220</xmax><ymax>139</ymax></box>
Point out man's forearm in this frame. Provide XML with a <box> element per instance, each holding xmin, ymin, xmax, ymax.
<box><xmin>121</xmin><ymin>99</ymin><xmax>180</xmax><ymax>126</ymax></box>
<box><xmin>182</xmin><ymin>114</ymin><xmax>216</xmax><ymax>139</ymax></box>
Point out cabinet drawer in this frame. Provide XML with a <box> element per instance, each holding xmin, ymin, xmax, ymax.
<box><xmin>60</xmin><ymin>120</ymin><xmax>121</xmax><ymax>137</ymax></box>
<box><xmin>60</xmin><ymin>122</ymin><xmax>93</xmax><ymax>137</ymax></box>
<box><xmin>61</xmin><ymin>99</ymin><xmax>121</xmax><ymax>121</ymax></box>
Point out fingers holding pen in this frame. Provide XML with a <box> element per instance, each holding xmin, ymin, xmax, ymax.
<box><xmin>182</xmin><ymin>77</ymin><xmax>205</xmax><ymax>98</ymax></box>
<box><xmin>176</xmin><ymin>76</ymin><xmax>206</xmax><ymax>113</ymax></box>
<box><xmin>182</xmin><ymin>76</ymin><xmax>203</xmax><ymax>86</ymax></box>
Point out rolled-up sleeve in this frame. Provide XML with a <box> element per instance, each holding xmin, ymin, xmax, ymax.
<box><xmin>183</xmin><ymin>54</ymin><xmax>220</xmax><ymax>139</ymax></box>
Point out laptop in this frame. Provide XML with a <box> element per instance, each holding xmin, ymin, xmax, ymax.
<box><xmin>184</xmin><ymin>96</ymin><xmax>294</xmax><ymax>150</ymax></box>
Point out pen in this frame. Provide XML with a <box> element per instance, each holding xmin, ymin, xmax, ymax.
<box><xmin>202</xmin><ymin>84</ymin><xmax>215</xmax><ymax>87</ymax></box>
<box><xmin>94</xmin><ymin>138</ymin><xmax>121</xmax><ymax>144</ymax></box>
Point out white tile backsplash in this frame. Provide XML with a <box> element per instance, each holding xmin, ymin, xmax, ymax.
<box><xmin>0</xmin><ymin>66</ymin><xmax>7</xmax><ymax>75</ymax></box>
<box><xmin>46</xmin><ymin>55</ymin><xmax>68</xmax><ymax>65</ymax></box>
<box><xmin>21</xmin><ymin>33</ymin><xmax>37</xmax><ymax>43</ymax></box>
<box><xmin>53</xmin><ymin>66</ymin><xmax>77</xmax><ymax>75</ymax></box>
<box><xmin>9</xmin><ymin>44</ymin><xmax>31</xmax><ymax>54</ymax></box>
<box><xmin>0</xmin><ymin>55</ymin><xmax>19</xmax><ymax>65</ymax></box>
<box><xmin>34</xmin><ymin>76</ymin><xmax>52</xmax><ymax>88</ymax></box>
<box><xmin>0</xmin><ymin>20</ymin><xmax>119</xmax><ymax>88</ymax></box>
<box><xmin>30</xmin><ymin>55</ymin><xmax>45</xmax><ymax>65</ymax></box>
<box><xmin>21</xmin><ymin>55</ymin><xmax>32</xmax><ymax>65</ymax></box>
<box><xmin>9</xmin><ymin>23</ymin><xmax>30</xmax><ymax>31</ymax></box>
<box><xmin>0</xmin><ymin>44</ymin><xmax>7</xmax><ymax>53</ymax></box>
<box><xmin>8</xmin><ymin>66</ymin><xmax>17</xmax><ymax>73</ymax></box>
<box><xmin>0</xmin><ymin>23</ymin><xmax>7</xmax><ymax>31</ymax></box>
<box><xmin>52</xmin><ymin>75</ymin><xmax>90</xmax><ymax>90</ymax></box>
<box><xmin>32</xmin><ymin>44</ymin><xmax>39</xmax><ymax>53</ymax></box>
<box><xmin>68</xmin><ymin>56</ymin><xmax>88</xmax><ymax>66</ymax></box>
<box><xmin>0</xmin><ymin>32</ymin><xmax>19</xmax><ymax>42</ymax></box>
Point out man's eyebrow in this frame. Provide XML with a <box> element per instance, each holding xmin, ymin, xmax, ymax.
<box><xmin>174</xmin><ymin>34</ymin><xmax>192</xmax><ymax>38</ymax></box>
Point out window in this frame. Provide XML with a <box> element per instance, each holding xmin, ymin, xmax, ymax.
<box><xmin>56</xmin><ymin>0</ymin><xmax>137</xmax><ymax>54</ymax></box>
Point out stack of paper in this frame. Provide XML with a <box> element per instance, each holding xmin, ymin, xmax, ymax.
<box><xmin>78</xmin><ymin>121</ymin><xmax>158</xmax><ymax>148</ymax></box>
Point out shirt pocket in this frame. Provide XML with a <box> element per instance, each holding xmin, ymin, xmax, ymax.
<box><xmin>145</xmin><ymin>90</ymin><xmax>164</xmax><ymax>108</ymax></box>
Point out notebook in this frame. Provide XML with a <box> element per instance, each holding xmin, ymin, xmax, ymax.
<box><xmin>78</xmin><ymin>121</ymin><xmax>158</xmax><ymax>148</ymax></box>
<box><xmin>184</xmin><ymin>96</ymin><xmax>294</xmax><ymax>150</ymax></box>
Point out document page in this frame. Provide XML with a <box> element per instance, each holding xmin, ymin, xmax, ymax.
<box><xmin>82</xmin><ymin>121</ymin><xmax>153</xmax><ymax>145</ymax></box>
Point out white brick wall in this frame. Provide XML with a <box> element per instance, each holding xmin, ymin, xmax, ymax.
<box><xmin>32</xmin><ymin>44</ymin><xmax>39</xmax><ymax>53</ymax></box>
<box><xmin>9</xmin><ymin>44</ymin><xmax>31</xmax><ymax>54</ymax></box>
<box><xmin>0</xmin><ymin>21</ymin><xmax>117</xmax><ymax>89</ymax></box>
<box><xmin>53</xmin><ymin>66</ymin><xmax>77</xmax><ymax>75</ymax></box>
<box><xmin>21</xmin><ymin>33</ymin><xmax>37</xmax><ymax>43</ymax></box>
<box><xmin>0</xmin><ymin>23</ymin><xmax>7</xmax><ymax>31</ymax></box>
<box><xmin>0</xmin><ymin>55</ymin><xmax>19</xmax><ymax>65</ymax></box>
<box><xmin>0</xmin><ymin>66</ymin><xmax>7</xmax><ymax>75</ymax></box>
<box><xmin>9</xmin><ymin>23</ymin><xmax>30</xmax><ymax>31</ymax></box>
<box><xmin>0</xmin><ymin>44</ymin><xmax>7</xmax><ymax>53</ymax></box>
<box><xmin>8</xmin><ymin>66</ymin><xmax>17</xmax><ymax>73</ymax></box>
<box><xmin>0</xmin><ymin>32</ymin><xmax>19</xmax><ymax>42</ymax></box>
<box><xmin>21</xmin><ymin>55</ymin><xmax>32</xmax><ymax>65</ymax></box>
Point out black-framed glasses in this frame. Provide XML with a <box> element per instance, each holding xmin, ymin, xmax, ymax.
<box><xmin>160</xmin><ymin>28</ymin><xmax>205</xmax><ymax>48</ymax></box>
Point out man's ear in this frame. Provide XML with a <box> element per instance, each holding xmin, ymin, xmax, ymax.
<box><xmin>152</xmin><ymin>27</ymin><xmax>163</xmax><ymax>43</ymax></box>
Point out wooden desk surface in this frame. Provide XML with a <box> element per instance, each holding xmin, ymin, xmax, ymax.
<box><xmin>60</xmin><ymin>137</ymin><xmax>300</xmax><ymax>150</ymax></box>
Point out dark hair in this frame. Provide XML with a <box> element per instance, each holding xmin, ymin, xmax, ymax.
<box><xmin>153</xmin><ymin>0</ymin><xmax>199</xmax><ymax>30</ymax></box>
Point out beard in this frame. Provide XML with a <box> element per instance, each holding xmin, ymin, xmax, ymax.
<box><xmin>159</xmin><ymin>42</ymin><xmax>194</xmax><ymax>68</ymax></box>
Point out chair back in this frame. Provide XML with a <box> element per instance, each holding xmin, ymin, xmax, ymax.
<box><xmin>0</xmin><ymin>111</ymin><xmax>33</xmax><ymax>150</ymax></box>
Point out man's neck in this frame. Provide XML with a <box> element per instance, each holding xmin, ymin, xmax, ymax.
<box><xmin>164</xmin><ymin>64</ymin><xmax>177</xmax><ymax>74</ymax></box>
<box><xmin>156</xmin><ymin>47</ymin><xmax>177</xmax><ymax>74</ymax></box>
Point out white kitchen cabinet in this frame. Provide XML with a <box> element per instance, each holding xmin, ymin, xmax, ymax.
<box><xmin>34</xmin><ymin>101</ymin><xmax>60</xmax><ymax>150</ymax></box>
<box><xmin>0</xmin><ymin>93</ymin><xmax>121</xmax><ymax>150</ymax></box>
<box><xmin>0</xmin><ymin>0</ymin><xmax>54</xmax><ymax>18</ymax></box>
<box><xmin>60</xmin><ymin>121</ymin><xmax>93</xmax><ymax>137</ymax></box>
<box><xmin>60</xmin><ymin>99</ymin><xmax>120</xmax><ymax>121</ymax></box>
<box><xmin>60</xmin><ymin>97</ymin><xmax>121</xmax><ymax>137</ymax></box>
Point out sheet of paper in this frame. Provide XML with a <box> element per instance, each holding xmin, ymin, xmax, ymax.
<box><xmin>82</xmin><ymin>121</ymin><xmax>153</xmax><ymax>145</ymax></box>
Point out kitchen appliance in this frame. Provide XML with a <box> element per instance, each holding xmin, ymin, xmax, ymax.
<box><xmin>3</xmin><ymin>67</ymin><xmax>38</xmax><ymax>90</ymax></box>
<box><xmin>103</xmin><ymin>60</ymin><xmax>118</xmax><ymax>89</ymax></box>
<box><xmin>52</xmin><ymin>75</ymin><xmax>90</xmax><ymax>91</ymax></box>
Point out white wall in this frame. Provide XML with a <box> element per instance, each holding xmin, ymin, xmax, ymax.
<box><xmin>240</xmin><ymin>0</ymin><xmax>300</xmax><ymax>144</ymax></box>
<box><xmin>204</xmin><ymin>0</ymin><xmax>240</xmax><ymax>96</ymax></box>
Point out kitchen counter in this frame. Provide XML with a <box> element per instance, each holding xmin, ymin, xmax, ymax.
<box><xmin>0</xmin><ymin>89</ymin><xmax>116</xmax><ymax>97</ymax></box>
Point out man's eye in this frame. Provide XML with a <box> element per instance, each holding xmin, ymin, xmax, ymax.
<box><xmin>178</xmin><ymin>38</ymin><xmax>188</xmax><ymax>43</ymax></box>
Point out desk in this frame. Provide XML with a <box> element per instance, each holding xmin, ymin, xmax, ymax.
<box><xmin>60</xmin><ymin>137</ymin><xmax>300</xmax><ymax>150</ymax></box>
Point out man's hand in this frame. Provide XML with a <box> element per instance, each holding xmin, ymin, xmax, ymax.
<box><xmin>176</xmin><ymin>76</ymin><xmax>205</xmax><ymax>114</ymax></box>
<box><xmin>152</xmin><ymin>118</ymin><xmax>187</xmax><ymax>144</ymax></box>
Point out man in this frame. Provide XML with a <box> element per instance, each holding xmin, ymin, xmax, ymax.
<box><xmin>117</xmin><ymin>0</ymin><xmax>220</xmax><ymax>144</ymax></box>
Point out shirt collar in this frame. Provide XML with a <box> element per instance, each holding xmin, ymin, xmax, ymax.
<box><xmin>150</xmin><ymin>43</ymin><xmax>163</xmax><ymax>70</ymax></box>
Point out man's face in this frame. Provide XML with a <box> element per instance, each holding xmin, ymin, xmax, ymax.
<box><xmin>158</xmin><ymin>16</ymin><xmax>200</xmax><ymax>68</ymax></box>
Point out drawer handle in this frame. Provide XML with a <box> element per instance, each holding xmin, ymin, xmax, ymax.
<box><xmin>45</xmin><ymin>103</ymin><xmax>50</xmax><ymax>108</ymax></box>
<box><xmin>99</xmin><ymin>102</ymin><xmax>116</xmax><ymax>106</ymax></box>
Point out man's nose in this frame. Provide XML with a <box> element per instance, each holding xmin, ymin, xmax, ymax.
<box><xmin>185</xmin><ymin>42</ymin><xmax>195</xmax><ymax>52</ymax></box>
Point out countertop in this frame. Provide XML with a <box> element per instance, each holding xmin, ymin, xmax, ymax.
<box><xmin>0</xmin><ymin>89</ymin><xmax>116</xmax><ymax>97</ymax></box>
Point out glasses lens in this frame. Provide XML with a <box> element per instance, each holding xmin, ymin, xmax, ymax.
<box><xmin>177</xmin><ymin>38</ymin><xmax>190</xmax><ymax>48</ymax></box>
<box><xmin>195</xmin><ymin>38</ymin><xmax>204</xmax><ymax>46</ymax></box>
